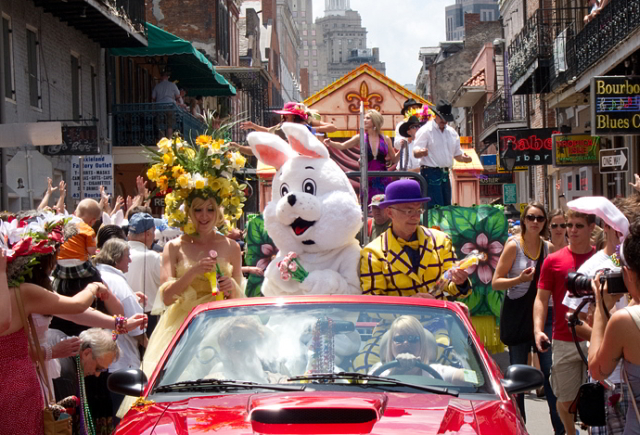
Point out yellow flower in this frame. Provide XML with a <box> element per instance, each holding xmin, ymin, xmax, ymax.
<box><xmin>163</xmin><ymin>153</ymin><xmax>175</xmax><ymax>165</ymax></box>
<box><xmin>221</xmin><ymin>197</ymin><xmax>230</xmax><ymax>207</ymax></box>
<box><xmin>177</xmin><ymin>188</ymin><xmax>190</xmax><ymax>199</ymax></box>
<box><xmin>196</xmin><ymin>135</ymin><xmax>212</xmax><ymax>147</ymax></box>
<box><xmin>230</xmin><ymin>152</ymin><xmax>246</xmax><ymax>170</ymax></box>
<box><xmin>147</xmin><ymin>167</ymin><xmax>158</xmax><ymax>182</ymax></box>
<box><xmin>234</xmin><ymin>210</ymin><xmax>243</xmax><ymax>220</ymax></box>
<box><xmin>157</xmin><ymin>137</ymin><xmax>172</xmax><ymax>153</ymax></box>
<box><xmin>223</xmin><ymin>184</ymin><xmax>234</xmax><ymax>196</ymax></box>
<box><xmin>231</xmin><ymin>196</ymin><xmax>241</xmax><ymax>207</ymax></box>
<box><xmin>171</xmin><ymin>165</ymin><xmax>185</xmax><ymax>178</ymax></box>
<box><xmin>177</xmin><ymin>173</ymin><xmax>192</xmax><ymax>189</ymax></box>
<box><xmin>185</xmin><ymin>148</ymin><xmax>196</xmax><ymax>159</ymax></box>
<box><xmin>169</xmin><ymin>210</ymin><xmax>186</xmax><ymax>224</ymax></box>
<box><xmin>157</xmin><ymin>176</ymin><xmax>169</xmax><ymax>191</ymax></box>
<box><xmin>209</xmin><ymin>178</ymin><xmax>223</xmax><ymax>191</ymax></box>
<box><xmin>207</xmin><ymin>139</ymin><xmax>225</xmax><ymax>155</ymax></box>
<box><xmin>212</xmin><ymin>158</ymin><xmax>223</xmax><ymax>169</ymax></box>
<box><xmin>183</xmin><ymin>222</ymin><xmax>196</xmax><ymax>235</ymax></box>
<box><xmin>191</xmin><ymin>173</ymin><xmax>207</xmax><ymax>190</ymax></box>
<box><xmin>165</xmin><ymin>192</ymin><xmax>176</xmax><ymax>208</ymax></box>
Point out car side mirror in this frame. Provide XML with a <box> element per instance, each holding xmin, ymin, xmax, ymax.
<box><xmin>500</xmin><ymin>364</ymin><xmax>544</xmax><ymax>395</ymax></box>
<box><xmin>107</xmin><ymin>369</ymin><xmax>148</xmax><ymax>397</ymax></box>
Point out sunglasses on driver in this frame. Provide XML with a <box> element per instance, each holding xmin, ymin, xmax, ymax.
<box><xmin>525</xmin><ymin>215</ymin><xmax>546</xmax><ymax>223</ymax></box>
<box><xmin>550</xmin><ymin>223</ymin><xmax>567</xmax><ymax>229</ymax></box>
<box><xmin>392</xmin><ymin>334</ymin><xmax>420</xmax><ymax>344</ymax></box>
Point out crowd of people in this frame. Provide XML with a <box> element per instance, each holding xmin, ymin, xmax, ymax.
<box><xmin>6</xmin><ymin>94</ymin><xmax>640</xmax><ymax>435</ymax></box>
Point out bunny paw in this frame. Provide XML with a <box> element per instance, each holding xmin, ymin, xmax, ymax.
<box><xmin>300</xmin><ymin>270</ymin><xmax>349</xmax><ymax>295</ymax></box>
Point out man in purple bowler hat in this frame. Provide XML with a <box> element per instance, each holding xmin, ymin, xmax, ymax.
<box><xmin>360</xmin><ymin>179</ymin><xmax>472</xmax><ymax>301</ymax></box>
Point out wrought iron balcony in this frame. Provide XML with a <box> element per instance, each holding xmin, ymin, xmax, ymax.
<box><xmin>112</xmin><ymin>103</ymin><xmax>207</xmax><ymax>147</ymax></box>
<box><xmin>32</xmin><ymin>0</ymin><xmax>146</xmax><ymax>47</ymax></box>
<box><xmin>507</xmin><ymin>9</ymin><xmax>578</xmax><ymax>94</ymax></box>
<box><xmin>480</xmin><ymin>90</ymin><xmax>528</xmax><ymax>143</ymax></box>
<box><xmin>572</xmin><ymin>0</ymin><xmax>640</xmax><ymax>78</ymax></box>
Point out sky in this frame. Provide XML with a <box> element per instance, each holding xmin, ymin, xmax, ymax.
<box><xmin>311</xmin><ymin>0</ymin><xmax>448</xmax><ymax>87</ymax></box>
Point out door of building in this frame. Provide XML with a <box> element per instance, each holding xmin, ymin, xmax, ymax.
<box><xmin>564</xmin><ymin>167</ymin><xmax>593</xmax><ymax>202</ymax></box>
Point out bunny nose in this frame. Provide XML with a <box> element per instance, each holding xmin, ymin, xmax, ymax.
<box><xmin>287</xmin><ymin>194</ymin><xmax>297</xmax><ymax>206</ymax></box>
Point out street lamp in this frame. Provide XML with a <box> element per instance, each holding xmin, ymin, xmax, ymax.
<box><xmin>501</xmin><ymin>140</ymin><xmax>517</xmax><ymax>172</ymax></box>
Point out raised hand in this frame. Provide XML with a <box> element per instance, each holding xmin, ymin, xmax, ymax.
<box><xmin>46</xmin><ymin>178</ymin><xmax>59</xmax><ymax>195</ymax></box>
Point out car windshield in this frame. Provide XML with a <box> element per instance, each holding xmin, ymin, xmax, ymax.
<box><xmin>154</xmin><ymin>303</ymin><xmax>490</xmax><ymax>394</ymax></box>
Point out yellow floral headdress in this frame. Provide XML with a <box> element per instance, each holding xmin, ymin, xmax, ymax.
<box><xmin>404</xmin><ymin>105</ymin><xmax>434</xmax><ymax>123</ymax></box>
<box><xmin>145</xmin><ymin>111</ymin><xmax>247</xmax><ymax>234</ymax></box>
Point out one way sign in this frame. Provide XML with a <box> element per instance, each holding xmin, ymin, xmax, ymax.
<box><xmin>600</xmin><ymin>148</ymin><xmax>629</xmax><ymax>174</ymax></box>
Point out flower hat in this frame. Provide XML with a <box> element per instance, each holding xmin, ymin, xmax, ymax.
<box><xmin>404</xmin><ymin>105</ymin><xmax>434</xmax><ymax>123</ymax></box>
<box><xmin>274</xmin><ymin>102</ymin><xmax>309</xmax><ymax>121</ymax></box>
<box><xmin>145</xmin><ymin>110</ymin><xmax>248</xmax><ymax>234</ymax></box>
<box><xmin>0</xmin><ymin>212</ymin><xmax>76</xmax><ymax>287</ymax></box>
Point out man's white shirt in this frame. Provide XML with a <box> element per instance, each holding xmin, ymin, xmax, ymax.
<box><xmin>125</xmin><ymin>241</ymin><xmax>163</xmax><ymax>313</ymax></box>
<box><xmin>96</xmin><ymin>263</ymin><xmax>144</xmax><ymax>373</ymax></box>
<box><xmin>413</xmin><ymin>120</ymin><xmax>464</xmax><ymax>168</ymax></box>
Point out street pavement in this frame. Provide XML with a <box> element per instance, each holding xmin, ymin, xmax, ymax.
<box><xmin>524</xmin><ymin>393</ymin><xmax>555</xmax><ymax>435</ymax></box>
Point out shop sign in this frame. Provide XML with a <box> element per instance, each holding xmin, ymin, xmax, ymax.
<box><xmin>70</xmin><ymin>155</ymin><xmax>113</xmax><ymax>200</ymax></box>
<box><xmin>497</xmin><ymin>128</ymin><xmax>560</xmax><ymax>171</ymax></box>
<box><xmin>552</xmin><ymin>134</ymin><xmax>600</xmax><ymax>167</ymax></box>
<box><xmin>503</xmin><ymin>183</ymin><xmax>518</xmax><ymax>204</ymax></box>
<box><xmin>480</xmin><ymin>184</ymin><xmax>503</xmax><ymax>197</ymax></box>
<box><xmin>480</xmin><ymin>154</ymin><xmax>497</xmax><ymax>171</ymax></box>
<box><xmin>591</xmin><ymin>76</ymin><xmax>640</xmax><ymax>135</ymax></box>
<box><xmin>43</xmin><ymin>125</ymin><xmax>100</xmax><ymax>156</ymax></box>
<box><xmin>479</xmin><ymin>172</ymin><xmax>514</xmax><ymax>185</ymax></box>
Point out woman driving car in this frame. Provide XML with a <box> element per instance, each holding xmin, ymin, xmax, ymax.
<box><xmin>369</xmin><ymin>316</ymin><xmax>467</xmax><ymax>384</ymax></box>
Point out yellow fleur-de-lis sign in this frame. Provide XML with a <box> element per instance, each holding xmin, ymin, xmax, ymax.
<box><xmin>345</xmin><ymin>81</ymin><xmax>383</xmax><ymax>113</ymax></box>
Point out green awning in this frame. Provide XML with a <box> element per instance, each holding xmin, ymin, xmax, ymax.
<box><xmin>111</xmin><ymin>23</ymin><xmax>236</xmax><ymax>96</ymax></box>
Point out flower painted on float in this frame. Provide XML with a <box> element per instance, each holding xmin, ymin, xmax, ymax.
<box><xmin>460</xmin><ymin>233</ymin><xmax>503</xmax><ymax>284</ymax></box>
<box><xmin>256</xmin><ymin>243</ymin><xmax>276</xmax><ymax>271</ymax></box>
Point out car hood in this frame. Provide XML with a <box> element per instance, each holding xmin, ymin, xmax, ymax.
<box><xmin>115</xmin><ymin>391</ymin><xmax>525</xmax><ymax>435</ymax></box>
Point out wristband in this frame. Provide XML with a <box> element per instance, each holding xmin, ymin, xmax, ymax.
<box><xmin>112</xmin><ymin>315</ymin><xmax>128</xmax><ymax>340</ymax></box>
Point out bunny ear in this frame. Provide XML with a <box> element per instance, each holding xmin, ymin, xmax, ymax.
<box><xmin>281</xmin><ymin>122</ymin><xmax>329</xmax><ymax>159</ymax></box>
<box><xmin>247</xmin><ymin>132</ymin><xmax>297</xmax><ymax>169</ymax></box>
<box><xmin>113</xmin><ymin>210</ymin><xmax>124</xmax><ymax>227</ymax></box>
<box><xmin>102</xmin><ymin>212</ymin><xmax>112</xmax><ymax>225</ymax></box>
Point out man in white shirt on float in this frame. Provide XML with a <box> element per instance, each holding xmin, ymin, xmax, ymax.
<box><xmin>413</xmin><ymin>99</ymin><xmax>472</xmax><ymax>207</ymax></box>
<box><xmin>125</xmin><ymin>213</ymin><xmax>163</xmax><ymax>336</ymax></box>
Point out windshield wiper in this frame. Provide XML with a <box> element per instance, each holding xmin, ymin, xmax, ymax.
<box><xmin>155</xmin><ymin>378</ymin><xmax>306</xmax><ymax>393</ymax></box>
<box><xmin>288</xmin><ymin>372</ymin><xmax>459</xmax><ymax>397</ymax></box>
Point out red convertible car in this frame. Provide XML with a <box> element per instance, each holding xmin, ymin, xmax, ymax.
<box><xmin>109</xmin><ymin>296</ymin><xmax>542</xmax><ymax>434</ymax></box>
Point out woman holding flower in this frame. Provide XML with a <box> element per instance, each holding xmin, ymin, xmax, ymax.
<box><xmin>119</xmin><ymin>120</ymin><xmax>247</xmax><ymax>417</ymax></box>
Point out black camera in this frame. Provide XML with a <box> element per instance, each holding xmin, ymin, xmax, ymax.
<box><xmin>566</xmin><ymin>270</ymin><xmax>627</xmax><ymax>298</ymax></box>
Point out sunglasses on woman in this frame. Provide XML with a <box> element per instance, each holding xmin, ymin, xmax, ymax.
<box><xmin>550</xmin><ymin>223</ymin><xmax>567</xmax><ymax>229</ymax></box>
<box><xmin>392</xmin><ymin>334</ymin><xmax>420</xmax><ymax>344</ymax></box>
<box><xmin>565</xmin><ymin>223</ymin><xmax>585</xmax><ymax>229</ymax></box>
<box><xmin>525</xmin><ymin>215</ymin><xmax>546</xmax><ymax>223</ymax></box>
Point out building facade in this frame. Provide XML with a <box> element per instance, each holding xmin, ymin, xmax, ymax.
<box><xmin>445</xmin><ymin>0</ymin><xmax>500</xmax><ymax>41</ymax></box>
<box><xmin>0</xmin><ymin>0</ymin><xmax>146</xmax><ymax>212</ymax></box>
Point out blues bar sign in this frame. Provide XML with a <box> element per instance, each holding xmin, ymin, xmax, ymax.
<box><xmin>591</xmin><ymin>76</ymin><xmax>640</xmax><ymax>135</ymax></box>
<box><xmin>497</xmin><ymin>128</ymin><xmax>560</xmax><ymax>170</ymax></box>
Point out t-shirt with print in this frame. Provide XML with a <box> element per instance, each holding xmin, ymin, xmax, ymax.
<box><xmin>57</xmin><ymin>221</ymin><xmax>96</xmax><ymax>261</ymax></box>
<box><xmin>538</xmin><ymin>245</ymin><xmax>595</xmax><ymax>342</ymax></box>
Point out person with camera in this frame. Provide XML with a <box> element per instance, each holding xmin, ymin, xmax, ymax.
<box><xmin>492</xmin><ymin>202</ymin><xmax>561</xmax><ymax>430</ymax></box>
<box><xmin>562</xmin><ymin>197</ymin><xmax>630</xmax><ymax>435</ymax></box>
<box><xmin>534</xmin><ymin>209</ymin><xmax>597</xmax><ymax>435</ymax></box>
<box><xmin>589</xmin><ymin>218</ymin><xmax>640</xmax><ymax>435</ymax></box>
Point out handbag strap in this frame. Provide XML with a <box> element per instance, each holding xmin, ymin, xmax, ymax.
<box><xmin>14</xmin><ymin>287</ymin><xmax>55</xmax><ymax>404</ymax></box>
<box><xmin>624</xmin><ymin>364</ymin><xmax>640</xmax><ymax>422</ymax></box>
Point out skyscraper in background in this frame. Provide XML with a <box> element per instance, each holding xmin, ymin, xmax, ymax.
<box><xmin>445</xmin><ymin>0</ymin><xmax>500</xmax><ymax>41</ymax></box>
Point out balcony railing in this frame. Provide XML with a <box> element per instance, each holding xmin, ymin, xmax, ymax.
<box><xmin>482</xmin><ymin>89</ymin><xmax>527</xmax><ymax>130</ymax></box>
<box><xmin>571</xmin><ymin>0</ymin><xmax>640</xmax><ymax>78</ymax></box>
<box><xmin>112</xmin><ymin>103</ymin><xmax>207</xmax><ymax>147</ymax></box>
<box><xmin>508</xmin><ymin>8</ymin><xmax>589</xmax><ymax>92</ymax></box>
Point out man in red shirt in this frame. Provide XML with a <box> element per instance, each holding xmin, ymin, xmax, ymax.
<box><xmin>533</xmin><ymin>210</ymin><xmax>596</xmax><ymax>435</ymax></box>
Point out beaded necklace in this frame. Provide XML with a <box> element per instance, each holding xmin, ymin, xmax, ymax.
<box><xmin>520</xmin><ymin>236</ymin><xmax>542</xmax><ymax>261</ymax></box>
<box><xmin>75</xmin><ymin>355</ymin><xmax>96</xmax><ymax>435</ymax></box>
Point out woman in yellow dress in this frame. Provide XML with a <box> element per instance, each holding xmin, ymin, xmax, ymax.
<box><xmin>118</xmin><ymin>112</ymin><xmax>248</xmax><ymax>418</ymax></box>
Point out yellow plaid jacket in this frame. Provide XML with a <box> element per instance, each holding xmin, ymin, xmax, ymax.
<box><xmin>359</xmin><ymin>226</ymin><xmax>472</xmax><ymax>299</ymax></box>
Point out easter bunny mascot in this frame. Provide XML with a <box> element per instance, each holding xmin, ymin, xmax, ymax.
<box><xmin>247</xmin><ymin>123</ymin><xmax>363</xmax><ymax>296</ymax></box>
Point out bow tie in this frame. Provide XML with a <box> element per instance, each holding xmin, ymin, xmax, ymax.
<box><xmin>397</xmin><ymin>238</ymin><xmax>421</xmax><ymax>250</ymax></box>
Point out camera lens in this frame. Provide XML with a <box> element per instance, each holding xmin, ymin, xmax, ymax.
<box><xmin>566</xmin><ymin>272</ymin><xmax>593</xmax><ymax>297</ymax></box>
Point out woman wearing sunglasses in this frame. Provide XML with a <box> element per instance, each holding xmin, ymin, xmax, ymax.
<box><xmin>492</xmin><ymin>202</ymin><xmax>560</xmax><ymax>430</ymax></box>
<box><xmin>548</xmin><ymin>209</ymin><xmax>568</xmax><ymax>253</ymax></box>
<box><xmin>369</xmin><ymin>316</ymin><xmax>466</xmax><ymax>384</ymax></box>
